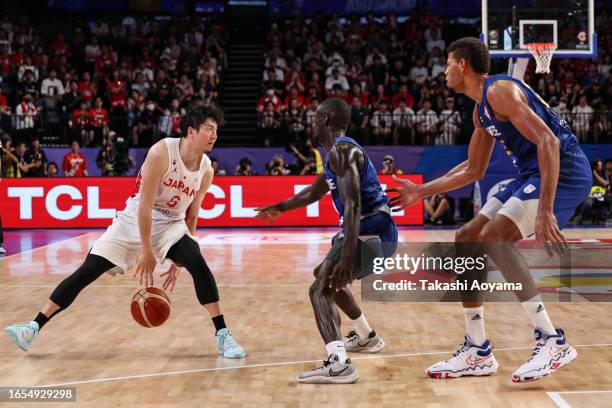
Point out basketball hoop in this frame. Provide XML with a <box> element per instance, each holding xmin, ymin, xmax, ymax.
<box><xmin>526</xmin><ymin>43</ymin><xmax>557</xmax><ymax>74</ymax></box>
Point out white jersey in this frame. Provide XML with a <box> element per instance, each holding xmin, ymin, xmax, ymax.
<box><xmin>119</xmin><ymin>137</ymin><xmax>210</xmax><ymax>223</ymax></box>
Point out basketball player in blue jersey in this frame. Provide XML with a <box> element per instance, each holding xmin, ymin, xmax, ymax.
<box><xmin>389</xmin><ymin>37</ymin><xmax>591</xmax><ymax>382</ymax></box>
<box><xmin>256</xmin><ymin>98</ymin><xmax>398</xmax><ymax>384</ymax></box>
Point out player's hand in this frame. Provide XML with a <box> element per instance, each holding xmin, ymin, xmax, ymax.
<box><xmin>330</xmin><ymin>258</ymin><xmax>353</xmax><ymax>291</ymax></box>
<box><xmin>386</xmin><ymin>175</ymin><xmax>422</xmax><ymax>211</ymax></box>
<box><xmin>133</xmin><ymin>248</ymin><xmax>156</xmax><ymax>287</ymax></box>
<box><xmin>160</xmin><ymin>264</ymin><xmax>180</xmax><ymax>292</ymax></box>
<box><xmin>254</xmin><ymin>205</ymin><xmax>283</xmax><ymax>224</ymax></box>
<box><xmin>535</xmin><ymin>208</ymin><xmax>567</xmax><ymax>257</ymax></box>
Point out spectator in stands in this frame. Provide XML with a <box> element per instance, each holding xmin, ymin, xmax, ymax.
<box><xmin>261</xmin><ymin>68</ymin><xmax>284</xmax><ymax>96</ymax></box>
<box><xmin>133</xmin><ymin>100</ymin><xmax>158</xmax><ymax>147</ymax></box>
<box><xmin>41</xmin><ymin>69</ymin><xmax>64</xmax><ymax>100</ymax></box>
<box><xmin>63</xmin><ymin>140</ymin><xmax>88</xmax><ymax>177</ymax></box>
<box><xmin>235</xmin><ymin>157</ymin><xmax>254</xmax><ymax>176</ymax></box>
<box><xmin>574</xmin><ymin>159</ymin><xmax>611</xmax><ymax>224</ymax></box>
<box><xmin>284</xmin><ymin>85</ymin><xmax>305</xmax><ymax>108</ymax></box>
<box><xmin>304</xmin><ymin>99</ymin><xmax>319</xmax><ymax>138</ymax></box>
<box><xmin>265</xmin><ymin>154</ymin><xmax>291</xmax><ymax>175</ymax></box>
<box><xmin>46</xmin><ymin>162</ymin><xmax>59</xmax><ymax>178</ymax></box>
<box><xmin>18</xmin><ymin>56</ymin><xmax>38</xmax><ymax>82</ymax></box>
<box><xmin>572</xmin><ymin>94</ymin><xmax>594</xmax><ymax>142</ymax></box>
<box><xmin>0</xmin><ymin>134</ymin><xmax>18</xmax><ymax>178</ymax></box>
<box><xmin>553</xmin><ymin>96</ymin><xmax>572</xmax><ymax>124</ymax></box>
<box><xmin>62</xmin><ymin>81</ymin><xmax>81</xmax><ymax>115</ymax></box>
<box><xmin>409</xmin><ymin>57</ymin><xmax>429</xmax><ymax>88</ymax></box>
<box><xmin>18</xmin><ymin>71</ymin><xmax>39</xmax><ymax>101</ymax></box>
<box><xmin>349</xmin><ymin>96</ymin><xmax>371</xmax><ymax>145</ymax></box>
<box><xmin>392</xmin><ymin>99</ymin><xmax>415</xmax><ymax>145</ymax></box>
<box><xmin>367</xmin><ymin>55</ymin><xmax>389</xmax><ymax>90</ymax></box>
<box><xmin>285</xmin><ymin>61</ymin><xmax>305</xmax><ymax>94</ymax></box>
<box><xmin>416</xmin><ymin>99</ymin><xmax>438</xmax><ymax>145</ymax></box>
<box><xmin>345</xmin><ymin>57</ymin><xmax>364</xmax><ymax>85</ymax></box>
<box><xmin>437</xmin><ymin>97</ymin><xmax>462</xmax><ymax>145</ymax></box>
<box><xmin>325</xmin><ymin>68</ymin><xmax>350</xmax><ymax>94</ymax></box>
<box><xmin>89</xmin><ymin>97</ymin><xmax>110</xmax><ymax>145</ymax></box>
<box><xmin>96</xmin><ymin>139</ymin><xmax>116</xmax><ymax>176</ymax></box>
<box><xmin>379</xmin><ymin>155</ymin><xmax>403</xmax><ymax>175</ymax></box>
<box><xmin>78</xmin><ymin>72</ymin><xmax>97</xmax><ymax>104</ymax></box>
<box><xmin>370</xmin><ymin>100</ymin><xmax>393</xmax><ymax>144</ymax></box>
<box><xmin>210</xmin><ymin>157</ymin><xmax>226</xmax><ymax>176</ymax></box>
<box><xmin>370</xmin><ymin>84</ymin><xmax>389</xmax><ymax>109</ymax></box>
<box><xmin>0</xmin><ymin>88</ymin><xmax>10</xmax><ymax>128</ymax></box>
<box><xmin>284</xmin><ymin>98</ymin><xmax>305</xmax><ymax>146</ymax></box>
<box><xmin>15</xmin><ymin>94</ymin><xmax>38</xmax><ymax>142</ymax></box>
<box><xmin>290</xmin><ymin>138</ymin><xmax>323</xmax><ymax>175</ymax></box>
<box><xmin>426</xmin><ymin>28</ymin><xmax>446</xmax><ymax>53</ymax></box>
<box><xmin>23</xmin><ymin>137</ymin><xmax>47</xmax><ymax>177</ymax></box>
<box><xmin>389</xmin><ymin>59</ymin><xmax>410</xmax><ymax>95</ymax></box>
<box><xmin>391</xmin><ymin>84</ymin><xmax>414</xmax><ymax>109</ymax></box>
<box><xmin>424</xmin><ymin>193</ymin><xmax>454</xmax><ymax>225</ymax></box>
<box><xmin>257</xmin><ymin>101</ymin><xmax>281</xmax><ymax>146</ymax></box>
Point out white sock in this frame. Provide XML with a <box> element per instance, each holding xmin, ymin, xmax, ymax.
<box><xmin>521</xmin><ymin>295</ymin><xmax>557</xmax><ymax>336</ymax></box>
<box><xmin>352</xmin><ymin>313</ymin><xmax>372</xmax><ymax>339</ymax></box>
<box><xmin>325</xmin><ymin>341</ymin><xmax>348</xmax><ymax>363</ymax></box>
<box><xmin>463</xmin><ymin>306</ymin><xmax>486</xmax><ymax>346</ymax></box>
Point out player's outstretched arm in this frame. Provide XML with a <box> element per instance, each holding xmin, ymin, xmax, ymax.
<box><xmin>328</xmin><ymin>143</ymin><xmax>362</xmax><ymax>290</ymax></box>
<box><xmin>388</xmin><ymin>107</ymin><xmax>494</xmax><ymax>210</ymax></box>
<box><xmin>486</xmin><ymin>81</ymin><xmax>565</xmax><ymax>250</ymax></box>
<box><xmin>133</xmin><ymin>142</ymin><xmax>169</xmax><ymax>287</ymax></box>
<box><xmin>255</xmin><ymin>172</ymin><xmax>330</xmax><ymax>224</ymax></box>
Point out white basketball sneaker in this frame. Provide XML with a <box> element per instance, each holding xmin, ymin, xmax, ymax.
<box><xmin>426</xmin><ymin>336</ymin><xmax>499</xmax><ymax>378</ymax></box>
<box><xmin>4</xmin><ymin>321</ymin><xmax>39</xmax><ymax>351</ymax></box>
<box><xmin>512</xmin><ymin>328</ymin><xmax>577</xmax><ymax>383</ymax></box>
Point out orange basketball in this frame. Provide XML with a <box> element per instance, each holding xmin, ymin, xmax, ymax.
<box><xmin>130</xmin><ymin>287</ymin><xmax>171</xmax><ymax>328</ymax></box>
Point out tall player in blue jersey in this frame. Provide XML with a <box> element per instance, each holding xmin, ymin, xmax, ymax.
<box><xmin>256</xmin><ymin>98</ymin><xmax>398</xmax><ymax>384</ymax></box>
<box><xmin>390</xmin><ymin>37</ymin><xmax>591</xmax><ymax>382</ymax></box>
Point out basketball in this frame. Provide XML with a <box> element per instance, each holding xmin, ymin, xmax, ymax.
<box><xmin>130</xmin><ymin>287</ymin><xmax>171</xmax><ymax>328</ymax></box>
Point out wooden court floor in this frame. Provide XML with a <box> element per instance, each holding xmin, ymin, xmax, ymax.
<box><xmin>1</xmin><ymin>228</ymin><xmax>611</xmax><ymax>407</ymax></box>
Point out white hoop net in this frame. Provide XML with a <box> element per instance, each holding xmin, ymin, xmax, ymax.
<box><xmin>526</xmin><ymin>43</ymin><xmax>557</xmax><ymax>74</ymax></box>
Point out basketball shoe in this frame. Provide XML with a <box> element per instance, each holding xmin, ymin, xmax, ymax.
<box><xmin>297</xmin><ymin>354</ymin><xmax>358</xmax><ymax>384</ymax></box>
<box><xmin>215</xmin><ymin>328</ymin><xmax>246</xmax><ymax>359</ymax></box>
<box><xmin>426</xmin><ymin>335</ymin><xmax>499</xmax><ymax>378</ymax></box>
<box><xmin>512</xmin><ymin>328</ymin><xmax>577</xmax><ymax>382</ymax></box>
<box><xmin>4</xmin><ymin>321</ymin><xmax>39</xmax><ymax>351</ymax></box>
<box><xmin>344</xmin><ymin>330</ymin><xmax>385</xmax><ymax>353</ymax></box>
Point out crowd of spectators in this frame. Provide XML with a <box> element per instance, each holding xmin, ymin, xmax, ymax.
<box><xmin>257</xmin><ymin>9</ymin><xmax>612</xmax><ymax>147</ymax></box>
<box><xmin>0</xmin><ymin>14</ymin><xmax>227</xmax><ymax>148</ymax></box>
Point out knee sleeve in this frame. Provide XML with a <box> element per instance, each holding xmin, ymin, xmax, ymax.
<box><xmin>166</xmin><ymin>235</ymin><xmax>219</xmax><ymax>305</ymax></box>
<box><xmin>49</xmin><ymin>253</ymin><xmax>115</xmax><ymax>309</ymax></box>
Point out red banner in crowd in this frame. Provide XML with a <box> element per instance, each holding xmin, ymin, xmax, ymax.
<box><xmin>0</xmin><ymin>175</ymin><xmax>423</xmax><ymax>228</ymax></box>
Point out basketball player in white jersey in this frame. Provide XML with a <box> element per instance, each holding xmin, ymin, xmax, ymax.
<box><xmin>4</xmin><ymin>104</ymin><xmax>246</xmax><ymax>359</ymax></box>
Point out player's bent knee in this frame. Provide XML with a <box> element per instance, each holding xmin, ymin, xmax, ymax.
<box><xmin>455</xmin><ymin>225</ymin><xmax>478</xmax><ymax>243</ymax></box>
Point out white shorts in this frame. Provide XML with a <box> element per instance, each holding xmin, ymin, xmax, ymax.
<box><xmin>479</xmin><ymin>196</ymin><xmax>539</xmax><ymax>238</ymax></box>
<box><xmin>90</xmin><ymin>215</ymin><xmax>196</xmax><ymax>276</ymax></box>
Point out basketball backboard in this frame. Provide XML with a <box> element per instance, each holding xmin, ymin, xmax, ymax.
<box><xmin>481</xmin><ymin>0</ymin><xmax>596</xmax><ymax>58</ymax></box>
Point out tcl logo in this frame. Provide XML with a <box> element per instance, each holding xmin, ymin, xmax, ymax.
<box><xmin>8</xmin><ymin>186</ymin><xmax>116</xmax><ymax>220</ymax></box>
<box><xmin>0</xmin><ymin>176</ymin><xmax>423</xmax><ymax>228</ymax></box>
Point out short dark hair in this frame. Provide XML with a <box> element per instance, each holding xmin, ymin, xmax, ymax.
<box><xmin>447</xmin><ymin>37</ymin><xmax>490</xmax><ymax>74</ymax></box>
<box><xmin>180</xmin><ymin>103</ymin><xmax>225</xmax><ymax>136</ymax></box>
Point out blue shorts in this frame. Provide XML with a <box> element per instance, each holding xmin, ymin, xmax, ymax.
<box><xmin>485</xmin><ymin>147</ymin><xmax>591</xmax><ymax>235</ymax></box>
<box><xmin>326</xmin><ymin>212</ymin><xmax>398</xmax><ymax>279</ymax></box>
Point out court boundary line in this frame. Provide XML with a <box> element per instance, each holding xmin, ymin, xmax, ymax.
<box><xmin>546</xmin><ymin>390</ymin><xmax>612</xmax><ymax>408</ymax></box>
<box><xmin>15</xmin><ymin>342</ymin><xmax>612</xmax><ymax>388</ymax></box>
<box><xmin>0</xmin><ymin>233</ymin><xmax>93</xmax><ymax>261</ymax></box>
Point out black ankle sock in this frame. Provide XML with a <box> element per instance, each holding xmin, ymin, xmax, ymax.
<box><xmin>212</xmin><ymin>315</ymin><xmax>226</xmax><ymax>333</ymax></box>
<box><xmin>34</xmin><ymin>313</ymin><xmax>49</xmax><ymax>329</ymax></box>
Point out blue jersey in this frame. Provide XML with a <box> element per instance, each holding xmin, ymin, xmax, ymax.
<box><xmin>477</xmin><ymin>74</ymin><xmax>582</xmax><ymax>176</ymax></box>
<box><xmin>324</xmin><ymin>136</ymin><xmax>388</xmax><ymax>225</ymax></box>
